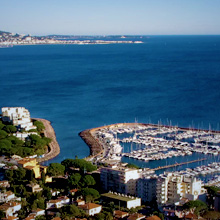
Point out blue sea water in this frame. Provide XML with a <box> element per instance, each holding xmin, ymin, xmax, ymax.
<box><xmin>0</xmin><ymin>36</ymin><xmax>220</xmax><ymax>168</ymax></box>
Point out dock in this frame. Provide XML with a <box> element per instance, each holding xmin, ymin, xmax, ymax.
<box><xmin>152</xmin><ymin>158</ymin><xmax>207</xmax><ymax>171</ymax></box>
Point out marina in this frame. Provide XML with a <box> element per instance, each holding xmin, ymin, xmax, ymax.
<box><xmin>80</xmin><ymin>122</ymin><xmax>220</xmax><ymax>182</ymax></box>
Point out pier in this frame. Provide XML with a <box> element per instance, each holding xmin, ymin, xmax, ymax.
<box><xmin>152</xmin><ymin>158</ymin><xmax>207</xmax><ymax>171</ymax></box>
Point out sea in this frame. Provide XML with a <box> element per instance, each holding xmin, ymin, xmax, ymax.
<box><xmin>0</xmin><ymin>36</ymin><xmax>220</xmax><ymax>178</ymax></box>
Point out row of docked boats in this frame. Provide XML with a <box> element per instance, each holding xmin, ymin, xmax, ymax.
<box><xmin>93</xmin><ymin>123</ymin><xmax>220</xmax><ymax>163</ymax></box>
<box><xmin>172</xmin><ymin>162</ymin><xmax>220</xmax><ymax>178</ymax></box>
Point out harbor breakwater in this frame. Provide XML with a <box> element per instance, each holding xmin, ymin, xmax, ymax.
<box><xmin>79</xmin><ymin>123</ymin><xmax>143</xmax><ymax>159</ymax></box>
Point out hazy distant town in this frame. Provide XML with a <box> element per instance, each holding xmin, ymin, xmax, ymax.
<box><xmin>0</xmin><ymin>31</ymin><xmax>143</xmax><ymax>47</ymax></box>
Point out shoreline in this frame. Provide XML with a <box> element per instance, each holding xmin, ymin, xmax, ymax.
<box><xmin>33</xmin><ymin>118</ymin><xmax>60</xmax><ymax>162</ymax></box>
<box><xmin>79</xmin><ymin>122</ymin><xmax>220</xmax><ymax>159</ymax></box>
<box><xmin>0</xmin><ymin>41</ymin><xmax>143</xmax><ymax>47</ymax></box>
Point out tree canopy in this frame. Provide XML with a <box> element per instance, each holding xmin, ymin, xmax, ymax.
<box><xmin>47</xmin><ymin>163</ymin><xmax>65</xmax><ymax>177</ymax></box>
<box><xmin>3</xmin><ymin>125</ymin><xmax>17</xmax><ymax>133</ymax></box>
<box><xmin>204</xmin><ymin>185</ymin><xmax>220</xmax><ymax>209</ymax></box>
<box><xmin>183</xmin><ymin>200</ymin><xmax>208</xmax><ymax>216</ymax></box>
<box><xmin>0</xmin><ymin>130</ymin><xmax>8</xmax><ymax>139</ymax></box>
<box><xmin>125</xmin><ymin>163</ymin><xmax>140</xmax><ymax>169</ymax></box>
<box><xmin>81</xmin><ymin>188</ymin><xmax>100</xmax><ymax>202</ymax></box>
<box><xmin>33</xmin><ymin>121</ymin><xmax>45</xmax><ymax>133</ymax></box>
<box><xmin>60</xmin><ymin>204</ymin><xmax>80</xmax><ymax>218</ymax></box>
<box><xmin>61</xmin><ymin>158</ymin><xmax>97</xmax><ymax>172</ymax></box>
<box><xmin>0</xmin><ymin>120</ymin><xmax>49</xmax><ymax>157</ymax></box>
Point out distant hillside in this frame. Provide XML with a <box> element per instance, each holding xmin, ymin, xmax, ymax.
<box><xmin>0</xmin><ymin>30</ymin><xmax>11</xmax><ymax>35</ymax></box>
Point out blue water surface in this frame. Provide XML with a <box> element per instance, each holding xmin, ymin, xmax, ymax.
<box><xmin>0</xmin><ymin>36</ymin><xmax>220</xmax><ymax>164</ymax></box>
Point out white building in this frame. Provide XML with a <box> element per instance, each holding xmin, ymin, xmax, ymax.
<box><xmin>79</xmin><ymin>203</ymin><xmax>102</xmax><ymax>216</ymax></box>
<box><xmin>102</xmin><ymin>192</ymin><xmax>141</xmax><ymax>209</ymax></box>
<box><xmin>1</xmin><ymin>107</ymin><xmax>36</xmax><ymax>131</ymax></box>
<box><xmin>46</xmin><ymin>196</ymin><xmax>70</xmax><ymax>209</ymax></box>
<box><xmin>0</xmin><ymin>180</ymin><xmax>10</xmax><ymax>188</ymax></box>
<box><xmin>0</xmin><ymin>191</ymin><xmax>16</xmax><ymax>203</ymax></box>
<box><xmin>100</xmin><ymin>164</ymin><xmax>142</xmax><ymax>195</ymax></box>
<box><xmin>157</xmin><ymin>172</ymin><xmax>205</xmax><ymax>205</ymax></box>
<box><xmin>0</xmin><ymin>202</ymin><xmax>21</xmax><ymax>217</ymax></box>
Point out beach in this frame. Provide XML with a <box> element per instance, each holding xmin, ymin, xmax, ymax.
<box><xmin>33</xmin><ymin>118</ymin><xmax>60</xmax><ymax>162</ymax></box>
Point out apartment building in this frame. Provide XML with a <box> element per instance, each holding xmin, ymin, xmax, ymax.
<box><xmin>137</xmin><ymin>174</ymin><xmax>158</xmax><ymax>203</ymax></box>
<box><xmin>1</xmin><ymin>107</ymin><xmax>36</xmax><ymax>131</ymax></box>
<box><xmin>157</xmin><ymin>172</ymin><xmax>204</xmax><ymax>205</ymax></box>
<box><xmin>100</xmin><ymin>164</ymin><xmax>142</xmax><ymax>195</ymax></box>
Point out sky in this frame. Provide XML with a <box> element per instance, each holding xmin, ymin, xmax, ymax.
<box><xmin>1</xmin><ymin>0</ymin><xmax>220</xmax><ymax>35</ymax></box>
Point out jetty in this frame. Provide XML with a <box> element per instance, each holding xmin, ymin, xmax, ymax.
<box><xmin>152</xmin><ymin>158</ymin><xmax>207</xmax><ymax>171</ymax></box>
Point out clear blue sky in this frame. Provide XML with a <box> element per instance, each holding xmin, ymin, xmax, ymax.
<box><xmin>1</xmin><ymin>0</ymin><xmax>220</xmax><ymax>35</ymax></box>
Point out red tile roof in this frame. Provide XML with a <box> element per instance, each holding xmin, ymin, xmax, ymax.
<box><xmin>79</xmin><ymin>203</ymin><xmax>102</xmax><ymax>210</ymax></box>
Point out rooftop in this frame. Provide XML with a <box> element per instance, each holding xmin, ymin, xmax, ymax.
<box><xmin>102</xmin><ymin>192</ymin><xmax>139</xmax><ymax>202</ymax></box>
<box><xmin>17</xmin><ymin>158</ymin><xmax>36</xmax><ymax>164</ymax></box>
<box><xmin>127</xmin><ymin>213</ymin><xmax>145</xmax><ymax>220</ymax></box>
<box><xmin>79</xmin><ymin>203</ymin><xmax>102</xmax><ymax>210</ymax></box>
<box><xmin>146</xmin><ymin>215</ymin><xmax>161</xmax><ymax>220</ymax></box>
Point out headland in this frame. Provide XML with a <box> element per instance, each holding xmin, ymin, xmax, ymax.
<box><xmin>33</xmin><ymin>118</ymin><xmax>60</xmax><ymax>162</ymax></box>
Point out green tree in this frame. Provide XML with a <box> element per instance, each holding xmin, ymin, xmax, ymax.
<box><xmin>82</xmin><ymin>175</ymin><xmax>96</xmax><ymax>187</ymax></box>
<box><xmin>126</xmin><ymin>163</ymin><xmax>140</xmax><ymax>169</ymax></box>
<box><xmin>17</xmin><ymin>208</ymin><xmax>27</xmax><ymax>219</ymax></box>
<box><xmin>14</xmin><ymin>167</ymin><xmax>26</xmax><ymax>182</ymax></box>
<box><xmin>5</xmin><ymin>169</ymin><xmax>13</xmax><ymax>182</ymax></box>
<box><xmin>4</xmin><ymin>125</ymin><xmax>17</xmax><ymax>133</ymax></box>
<box><xmin>61</xmin><ymin>205</ymin><xmax>80</xmax><ymax>218</ymax></box>
<box><xmin>41</xmin><ymin>171</ymin><xmax>46</xmax><ymax>184</ymax></box>
<box><xmin>81</xmin><ymin>188</ymin><xmax>100</xmax><ymax>202</ymax></box>
<box><xmin>35</xmin><ymin>216</ymin><xmax>46</xmax><ymax>220</ymax></box>
<box><xmin>47</xmin><ymin>163</ymin><xmax>65</xmax><ymax>177</ymax></box>
<box><xmin>205</xmin><ymin>186</ymin><xmax>220</xmax><ymax>209</ymax></box>
<box><xmin>36</xmin><ymin>197</ymin><xmax>46</xmax><ymax>209</ymax></box>
<box><xmin>95</xmin><ymin>213</ymin><xmax>105</xmax><ymax>220</ymax></box>
<box><xmin>34</xmin><ymin>121</ymin><xmax>45</xmax><ymax>133</ymax></box>
<box><xmin>61</xmin><ymin>158</ymin><xmax>97</xmax><ymax>173</ymax></box>
<box><xmin>69</xmin><ymin>205</ymin><xmax>80</xmax><ymax>216</ymax></box>
<box><xmin>0</xmin><ymin>209</ymin><xmax>5</xmax><ymax>218</ymax></box>
<box><xmin>0</xmin><ymin>139</ymin><xmax>12</xmax><ymax>148</ymax></box>
<box><xmin>0</xmin><ymin>130</ymin><xmax>8</xmax><ymax>139</ymax></box>
<box><xmin>68</xmin><ymin>173</ymin><xmax>81</xmax><ymax>188</ymax></box>
<box><xmin>28</xmin><ymin>134</ymin><xmax>46</xmax><ymax>149</ymax></box>
<box><xmin>42</xmin><ymin>137</ymin><xmax>51</xmax><ymax>145</ymax></box>
<box><xmin>8</xmin><ymin>136</ymin><xmax>24</xmax><ymax>147</ymax></box>
<box><xmin>43</xmin><ymin>187</ymin><xmax>52</xmax><ymax>200</ymax></box>
<box><xmin>183</xmin><ymin>200</ymin><xmax>208</xmax><ymax>216</ymax></box>
<box><xmin>105</xmin><ymin>212</ymin><xmax>113</xmax><ymax>220</ymax></box>
<box><xmin>0</xmin><ymin>122</ymin><xmax>5</xmax><ymax>130</ymax></box>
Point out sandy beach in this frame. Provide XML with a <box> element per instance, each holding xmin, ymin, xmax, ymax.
<box><xmin>33</xmin><ymin>118</ymin><xmax>60</xmax><ymax>162</ymax></box>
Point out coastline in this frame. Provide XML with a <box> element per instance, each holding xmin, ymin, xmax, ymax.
<box><xmin>0</xmin><ymin>40</ymin><xmax>143</xmax><ymax>47</ymax></box>
<box><xmin>33</xmin><ymin>118</ymin><xmax>60</xmax><ymax>162</ymax></box>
